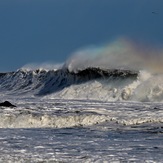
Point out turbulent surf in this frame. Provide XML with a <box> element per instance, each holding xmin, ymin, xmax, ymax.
<box><xmin>1</xmin><ymin>66</ymin><xmax>163</xmax><ymax>102</ymax></box>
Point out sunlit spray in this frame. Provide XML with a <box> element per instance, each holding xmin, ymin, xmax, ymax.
<box><xmin>21</xmin><ymin>62</ymin><xmax>63</xmax><ymax>71</ymax></box>
<box><xmin>65</xmin><ymin>37</ymin><xmax>163</xmax><ymax>74</ymax></box>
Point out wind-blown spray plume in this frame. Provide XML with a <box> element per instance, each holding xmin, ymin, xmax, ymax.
<box><xmin>22</xmin><ymin>62</ymin><xmax>63</xmax><ymax>71</ymax></box>
<box><xmin>64</xmin><ymin>38</ymin><xmax>163</xmax><ymax>74</ymax></box>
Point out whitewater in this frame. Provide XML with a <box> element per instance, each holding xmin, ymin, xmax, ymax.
<box><xmin>1</xmin><ymin>39</ymin><xmax>163</xmax><ymax>162</ymax></box>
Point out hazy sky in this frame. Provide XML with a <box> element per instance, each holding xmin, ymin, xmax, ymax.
<box><xmin>0</xmin><ymin>0</ymin><xmax>163</xmax><ymax>71</ymax></box>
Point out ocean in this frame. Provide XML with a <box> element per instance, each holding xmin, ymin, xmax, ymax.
<box><xmin>0</xmin><ymin>66</ymin><xmax>163</xmax><ymax>162</ymax></box>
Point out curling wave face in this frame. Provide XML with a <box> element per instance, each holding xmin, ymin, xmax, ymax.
<box><xmin>1</xmin><ymin>66</ymin><xmax>163</xmax><ymax>102</ymax></box>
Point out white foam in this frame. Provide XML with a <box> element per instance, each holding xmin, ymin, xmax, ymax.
<box><xmin>0</xmin><ymin>111</ymin><xmax>108</xmax><ymax>128</ymax></box>
<box><xmin>132</xmin><ymin>73</ymin><xmax>163</xmax><ymax>102</ymax></box>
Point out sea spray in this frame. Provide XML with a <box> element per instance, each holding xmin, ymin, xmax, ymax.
<box><xmin>64</xmin><ymin>38</ymin><xmax>163</xmax><ymax>74</ymax></box>
<box><xmin>22</xmin><ymin>62</ymin><xmax>63</xmax><ymax>71</ymax></box>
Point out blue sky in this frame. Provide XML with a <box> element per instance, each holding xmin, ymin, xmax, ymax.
<box><xmin>0</xmin><ymin>0</ymin><xmax>163</xmax><ymax>71</ymax></box>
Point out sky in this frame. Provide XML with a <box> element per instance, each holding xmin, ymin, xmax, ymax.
<box><xmin>0</xmin><ymin>0</ymin><xmax>163</xmax><ymax>71</ymax></box>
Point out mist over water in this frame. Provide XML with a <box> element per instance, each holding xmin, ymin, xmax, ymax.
<box><xmin>19</xmin><ymin>38</ymin><xmax>163</xmax><ymax>74</ymax></box>
<box><xmin>65</xmin><ymin>38</ymin><xmax>163</xmax><ymax>74</ymax></box>
<box><xmin>21</xmin><ymin>62</ymin><xmax>63</xmax><ymax>71</ymax></box>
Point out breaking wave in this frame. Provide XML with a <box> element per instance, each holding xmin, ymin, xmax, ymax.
<box><xmin>0</xmin><ymin>99</ymin><xmax>162</xmax><ymax>128</ymax></box>
<box><xmin>0</xmin><ymin>66</ymin><xmax>162</xmax><ymax>102</ymax></box>
<box><xmin>1</xmin><ymin>38</ymin><xmax>163</xmax><ymax>102</ymax></box>
<box><xmin>0</xmin><ymin>108</ymin><xmax>108</xmax><ymax>128</ymax></box>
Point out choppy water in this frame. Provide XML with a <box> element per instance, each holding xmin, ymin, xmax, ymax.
<box><xmin>0</xmin><ymin>99</ymin><xmax>163</xmax><ymax>162</ymax></box>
